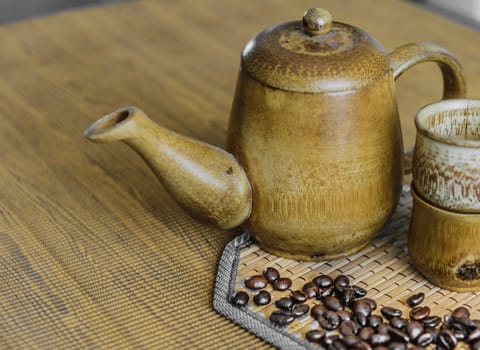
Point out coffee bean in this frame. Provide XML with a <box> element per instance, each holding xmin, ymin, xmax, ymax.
<box><xmin>303</xmin><ymin>287</ymin><xmax>317</xmax><ymax>299</ymax></box>
<box><xmin>334</xmin><ymin>275</ymin><xmax>350</xmax><ymax>289</ymax></box>
<box><xmin>318</xmin><ymin>310</ymin><xmax>340</xmax><ymax>330</ymax></box>
<box><xmin>275</xmin><ymin>297</ymin><xmax>293</xmax><ymax>310</ymax></box>
<box><xmin>353</xmin><ymin>299</ymin><xmax>372</xmax><ymax>317</ymax></box>
<box><xmin>364</xmin><ymin>298</ymin><xmax>377</xmax><ymax>311</ymax></box>
<box><xmin>269</xmin><ymin>310</ymin><xmax>294</xmax><ymax>326</ymax></box>
<box><xmin>388</xmin><ymin>327</ymin><xmax>410</xmax><ymax>343</ymax></box>
<box><xmin>469</xmin><ymin>328</ymin><xmax>480</xmax><ymax>343</ymax></box>
<box><xmin>409</xmin><ymin>306</ymin><xmax>430</xmax><ymax>321</ymax></box>
<box><xmin>352</xmin><ymin>285</ymin><xmax>368</xmax><ymax>298</ymax></box>
<box><xmin>245</xmin><ymin>275</ymin><xmax>268</xmax><ymax>289</ymax></box>
<box><xmin>452</xmin><ymin>306</ymin><xmax>470</xmax><ymax>321</ymax></box>
<box><xmin>292</xmin><ymin>303</ymin><xmax>309</xmax><ymax>317</ymax></box>
<box><xmin>426</xmin><ymin>328</ymin><xmax>439</xmax><ymax>342</ymax></box>
<box><xmin>330</xmin><ymin>339</ymin><xmax>347</xmax><ymax>350</ymax></box>
<box><xmin>453</xmin><ymin>329</ymin><xmax>467</xmax><ymax>341</ymax></box>
<box><xmin>339</xmin><ymin>320</ymin><xmax>359</xmax><ymax>336</ymax></box>
<box><xmin>323</xmin><ymin>296</ymin><xmax>343</xmax><ymax>311</ymax></box>
<box><xmin>443</xmin><ymin>314</ymin><xmax>453</xmax><ymax>328</ymax></box>
<box><xmin>253</xmin><ymin>290</ymin><xmax>271</xmax><ymax>306</ymax></box>
<box><xmin>359</xmin><ymin>326</ymin><xmax>375</xmax><ymax>341</ymax></box>
<box><xmin>370</xmin><ymin>333</ymin><xmax>391</xmax><ymax>346</ymax></box>
<box><xmin>290</xmin><ymin>290</ymin><xmax>307</xmax><ymax>304</ymax></box>
<box><xmin>355</xmin><ymin>312</ymin><xmax>368</xmax><ymax>327</ymax></box>
<box><xmin>317</xmin><ymin>286</ymin><xmax>334</xmax><ymax>299</ymax></box>
<box><xmin>302</xmin><ymin>282</ymin><xmax>318</xmax><ymax>299</ymax></box>
<box><xmin>474</xmin><ymin>319</ymin><xmax>480</xmax><ymax>329</ymax></box>
<box><xmin>409</xmin><ymin>347</ymin><xmax>425</xmax><ymax>350</ymax></box>
<box><xmin>376</xmin><ymin>322</ymin><xmax>390</xmax><ymax>334</ymax></box>
<box><xmin>388</xmin><ymin>342</ymin><xmax>408</xmax><ymax>350</ymax></box>
<box><xmin>406</xmin><ymin>292</ymin><xmax>425</xmax><ymax>308</ymax></box>
<box><xmin>322</xmin><ymin>334</ymin><xmax>340</xmax><ymax>347</ymax></box>
<box><xmin>448</xmin><ymin>322</ymin><xmax>466</xmax><ymax>333</ymax></box>
<box><xmin>278</xmin><ymin>308</ymin><xmax>295</xmax><ymax>317</ymax></box>
<box><xmin>473</xmin><ymin>340</ymin><xmax>480</xmax><ymax>350</ymax></box>
<box><xmin>311</xmin><ymin>304</ymin><xmax>328</xmax><ymax>319</ymax></box>
<box><xmin>454</xmin><ymin>316</ymin><xmax>477</xmax><ymax>330</ymax></box>
<box><xmin>263</xmin><ymin>267</ymin><xmax>280</xmax><ymax>283</ymax></box>
<box><xmin>416</xmin><ymin>331</ymin><xmax>434</xmax><ymax>347</ymax></box>
<box><xmin>334</xmin><ymin>275</ymin><xmax>350</xmax><ymax>296</ymax></box>
<box><xmin>305</xmin><ymin>329</ymin><xmax>325</xmax><ymax>343</ymax></box>
<box><xmin>341</xmin><ymin>335</ymin><xmax>361</xmax><ymax>347</ymax></box>
<box><xmin>372</xmin><ymin>346</ymin><xmax>388</xmax><ymax>350</ymax></box>
<box><xmin>313</xmin><ymin>274</ymin><xmax>333</xmax><ymax>288</ymax></box>
<box><xmin>337</xmin><ymin>310</ymin><xmax>353</xmax><ymax>322</ymax></box>
<box><xmin>437</xmin><ymin>329</ymin><xmax>457</xmax><ymax>349</ymax></box>
<box><xmin>381</xmin><ymin>306</ymin><xmax>402</xmax><ymax>320</ymax></box>
<box><xmin>441</xmin><ymin>322</ymin><xmax>453</xmax><ymax>331</ymax></box>
<box><xmin>406</xmin><ymin>321</ymin><xmax>424</xmax><ymax>341</ymax></box>
<box><xmin>388</xmin><ymin>341</ymin><xmax>407</xmax><ymax>350</ymax></box>
<box><xmin>367</xmin><ymin>315</ymin><xmax>383</xmax><ymax>328</ymax></box>
<box><xmin>273</xmin><ymin>277</ymin><xmax>292</xmax><ymax>291</ymax></box>
<box><xmin>231</xmin><ymin>291</ymin><xmax>249</xmax><ymax>307</ymax></box>
<box><xmin>341</xmin><ymin>287</ymin><xmax>355</xmax><ymax>306</ymax></box>
<box><xmin>353</xmin><ymin>340</ymin><xmax>372</xmax><ymax>350</ymax></box>
<box><xmin>389</xmin><ymin>317</ymin><xmax>408</xmax><ymax>330</ymax></box>
<box><xmin>421</xmin><ymin>315</ymin><xmax>440</xmax><ymax>328</ymax></box>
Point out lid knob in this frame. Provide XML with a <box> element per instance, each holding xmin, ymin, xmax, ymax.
<box><xmin>302</xmin><ymin>8</ymin><xmax>332</xmax><ymax>36</ymax></box>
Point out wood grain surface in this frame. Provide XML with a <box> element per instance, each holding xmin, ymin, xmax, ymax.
<box><xmin>0</xmin><ymin>0</ymin><xmax>479</xmax><ymax>348</ymax></box>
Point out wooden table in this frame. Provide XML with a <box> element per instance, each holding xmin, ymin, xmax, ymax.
<box><xmin>0</xmin><ymin>0</ymin><xmax>479</xmax><ymax>348</ymax></box>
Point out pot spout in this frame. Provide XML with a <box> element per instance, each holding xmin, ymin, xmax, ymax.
<box><xmin>84</xmin><ymin>107</ymin><xmax>252</xmax><ymax>229</ymax></box>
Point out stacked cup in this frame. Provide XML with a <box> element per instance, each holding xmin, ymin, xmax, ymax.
<box><xmin>408</xmin><ymin>99</ymin><xmax>480</xmax><ymax>292</ymax></box>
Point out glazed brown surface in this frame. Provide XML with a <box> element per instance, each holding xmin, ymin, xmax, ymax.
<box><xmin>85</xmin><ymin>107</ymin><xmax>253</xmax><ymax>229</ymax></box>
<box><xmin>227</xmin><ymin>72</ymin><xmax>403</xmax><ymax>259</ymax></box>
<box><xmin>408</xmin><ymin>188</ymin><xmax>480</xmax><ymax>292</ymax></box>
<box><xmin>241</xmin><ymin>19</ymin><xmax>391</xmax><ymax>92</ymax></box>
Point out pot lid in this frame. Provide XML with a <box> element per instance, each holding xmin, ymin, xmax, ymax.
<box><xmin>241</xmin><ymin>8</ymin><xmax>391</xmax><ymax>93</ymax></box>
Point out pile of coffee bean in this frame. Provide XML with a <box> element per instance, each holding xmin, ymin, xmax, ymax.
<box><xmin>231</xmin><ymin>268</ymin><xmax>480</xmax><ymax>349</ymax></box>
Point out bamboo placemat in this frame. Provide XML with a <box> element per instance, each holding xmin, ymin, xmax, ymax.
<box><xmin>213</xmin><ymin>185</ymin><xmax>480</xmax><ymax>349</ymax></box>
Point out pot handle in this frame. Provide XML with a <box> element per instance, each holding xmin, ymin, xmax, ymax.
<box><xmin>389</xmin><ymin>42</ymin><xmax>467</xmax><ymax>174</ymax></box>
<box><xmin>389</xmin><ymin>42</ymin><xmax>466</xmax><ymax>98</ymax></box>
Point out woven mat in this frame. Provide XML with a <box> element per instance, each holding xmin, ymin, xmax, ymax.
<box><xmin>213</xmin><ymin>185</ymin><xmax>480</xmax><ymax>349</ymax></box>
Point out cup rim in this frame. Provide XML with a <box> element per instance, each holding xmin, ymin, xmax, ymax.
<box><xmin>411</xmin><ymin>184</ymin><xmax>480</xmax><ymax>218</ymax></box>
<box><xmin>415</xmin><ymin>99</ymin><xmax>480</xmax><ymax>148</ymax></box>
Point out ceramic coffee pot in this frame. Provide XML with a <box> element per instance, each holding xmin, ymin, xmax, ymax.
<box><xmin>85</xmin><ymin>8</ymin><xmax>466</xmax><ymax>261</ymax></box>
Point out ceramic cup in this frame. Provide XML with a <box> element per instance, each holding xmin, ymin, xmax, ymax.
<box><xmin>413</xmin><ymin>99</ymin><xmax>480</xmax><ymax>212</ymax></box>
<box><xmin>408</xmin><ymin>186</ymin><xmax>480</xmax><ymax>292</ymax></box>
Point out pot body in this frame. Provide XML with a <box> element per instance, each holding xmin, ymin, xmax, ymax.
<box><xmin>227</xmin><ymin>71</ymin><xmax>404</xmax><ymax>260</ymax></box>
